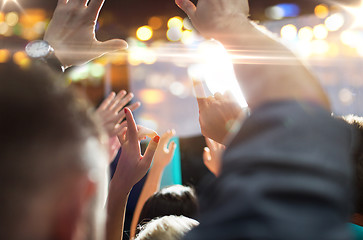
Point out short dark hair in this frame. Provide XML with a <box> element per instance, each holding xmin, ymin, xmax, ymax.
<box><xmin>137</xmin><ymin>185</ymin><xmax>199</xmax><ymax>234</ymax></box>
<box><xmin>0</xmin><ymin>61</ymin><xmax>103</xmax><ymax>240</ymax></box>
<box><xmin>343</xmin><ymin>115</ymin><xmax>363</xmax><ymax>214</ymax></box>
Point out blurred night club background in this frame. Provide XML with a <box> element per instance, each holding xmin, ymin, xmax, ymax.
<box><xmin>2</xmin><ymin>0</ymin><xmax>363</xmax><ymax>237</ymax></box>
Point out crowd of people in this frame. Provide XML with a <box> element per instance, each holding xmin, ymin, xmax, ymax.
<box><xmin>1</xmin><ymin>0</ymin><xmax>362</xmax><ymax>239</ymax></box>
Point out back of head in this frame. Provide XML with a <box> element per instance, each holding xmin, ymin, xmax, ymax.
<box><xmin>138</xmin><ymin>185</ymin><xmax>199</xmax><ymax>228</ymax></box>
<box><xmin>135</xmin><ymin>215</ymin><xmax>199</xmax><ymax>240</ymax></box>
<box><xmin>343</xmin><ymin>115</ymin><xmax>363</xmax><ymax>214</ymax></box>
<box><xmin>0</xmin><ymin>62</ymin><xmax>107</xmax><ymax>240</ymax></box>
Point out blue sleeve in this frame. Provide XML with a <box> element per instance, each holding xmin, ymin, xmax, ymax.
<box><xmin>185</xmin><ymin>101</ymin><xmax>358</xmax><ymax>240</ymax></box>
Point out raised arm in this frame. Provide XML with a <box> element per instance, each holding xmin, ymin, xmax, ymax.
<box><xmin>130</xmin><ymin>130</ymin><xmax>177</xmax><ymax>239</ymax></box>
<box><xmin>44</xmin><ymin>0</ymin><xmax>127</xmax><ymax>68</ymax></box>
<box><xmin>106</xmin><ymin>108</ymin><xmax>160</xmax><ymax>240</ymax></box>
<box><xmin>176</xmin><ymin>0</ymin><xmax>330</xmax><ymax>111</ymax></box>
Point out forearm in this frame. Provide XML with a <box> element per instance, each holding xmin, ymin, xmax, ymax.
<box><xmin>130</xmin><ymin>165</ymin><xmax>164</xmax><ymax>238</ymax></box>
<box><xmin>213</xmin><ymin>20</ymin><xmax>330</xmax><ymax>111</ymax></box>
<box><xmin>106</xmin><ymin>180</ymin><xmax>131</xmax><ymax>240</ymax></box>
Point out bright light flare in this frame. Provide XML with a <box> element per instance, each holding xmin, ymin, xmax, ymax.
<box><xmin>1</xmin><ymin>0</ymin><xmax>24</xmax><ymax>13</ymax></box>
<box><xmin>136</xmin><ymin>26</ymin><xmax>153</xmax><ymax>41</ymax></box>
<box><xmin>315</xmin><ymin>4</ymin><xmax>329</xmax><ymax>19</ymax></box>
<box><xmin>313</xmin><ymin>24</ymin><xmax>329</xmax><ymax>40</ymax></box>
<box><xmin>189</xmin><ymin>40</ymin><xmax>248</xmax><ymax>108</ymax></box>
<box><xmin>325</xmin><ymin>13</ymin><xmax>345</xmax><ymax>31</ymax></box>
<box><xmin>167</xmin><ymin>17</ymin><xmax>183</xmax><ymax>29</ymax></box>
<box><xmin>281</xmin><ymin>24</ymin><xmax>297</xmax><ymax>41</ymax></box>
<box><xmin>298</xmin><ymin>27</ymin><xmax>314</xmax><ymax>41</ymax></box>
<box><xmin>339</xmin><ymin>0</ymin><xmax>363</xmax><ymax>29</ymax></box>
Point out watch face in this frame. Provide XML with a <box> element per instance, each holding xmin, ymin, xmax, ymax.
<box><xmin>25</xmin><ymin>40</ymin><xmax>51</xmax><ymax>58</ymax></box>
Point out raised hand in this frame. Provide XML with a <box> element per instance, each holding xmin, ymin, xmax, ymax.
<box><xmin>44</xmin><ymin>0</ymin><xmax>127</xmax><ymax>68</ymax></box>
<box><xmin>153</xmin><ymin>130</ymin><xmax>177</xmax><ymax>170</ymax></box>
<box><xmin>107</xmin><ymin>109</ymin><xmax>159</xmax><ymax>240</ymax></box>
<box><xmin>96</xmin><ymin>90</ymin><xmax>140</xmax><ymax>137</ymax></box>
<box><xmin>129</xmin><ymin>129</ymin><xmax>177</xmax><ymax>239</ymax></box>
<box><xmin>112</xmin><ymin>108</ymin><xmax>159</xmax><ymax>192</ymax></box>
<box><xmin>203</xmin><ymin>137</ymin><xmax>225</xmax><ymax>177</ymax></box>
<box><xmin>96</xmin><ymin>90</ymin><xmax>140</xmax><ymax>163</ymax></box>
<box><xmin>175</xmin><ymin>0</ymin><xmax>249</xmax><ymax>38</ymax></box>
<box><xmin>194</xmin><ymin>80</ymin><xmax>246</xmax><ymax>144</ymax></box>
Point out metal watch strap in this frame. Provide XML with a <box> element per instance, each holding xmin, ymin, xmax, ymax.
<box><xmin>44</xmin><ymin>52</ymin><xmax>65</xmax><ymax>73</ymax></box>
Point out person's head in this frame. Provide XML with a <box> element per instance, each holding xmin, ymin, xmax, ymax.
<box><xmin>137</xmin><ymin>185</ymin><xmax>199</xmax><ymax>230</ymax></box>
<box><xmin>0</xmin><ymin>62</ymin><xmax>109</xmax><ymax>240</ymax></box>
<box><xmin>135</xmin><ymin>215</ymin><xmax>199</xmax><ymax>240</ymax></box>
<box><xmin>343</xmin><ymin>115</ymin><xmax>363</xmax><ymax>215</ymax></box>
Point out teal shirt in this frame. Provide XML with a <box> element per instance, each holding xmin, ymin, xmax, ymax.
<box><xmin>350</xmin><ymin>224</ymin><xmax>363</xmax><ymax>240</ymax></box>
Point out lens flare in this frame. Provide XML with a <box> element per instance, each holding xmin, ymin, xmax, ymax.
<box><xmin>337</xmin><ymin>0</ymin><xmax>363</xmax><ymax>30</ymax></box>
<box><xmin>1</xmin><ymin>0</ymin><xmax>24</xmax><ymax>12</ymax></box>
<box><xmin>188</xmin><ymin>40</ymin><xmax>248</xmax><ymax>108</ymax></box>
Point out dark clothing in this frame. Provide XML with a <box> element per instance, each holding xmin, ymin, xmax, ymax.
<box><xmin>185</xmin><ymin>101</ymin><xmax>358</xmax><ymax>240</ymax></box>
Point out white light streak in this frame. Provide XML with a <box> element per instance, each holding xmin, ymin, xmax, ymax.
<box><xmin>335</xmin><ymin>0</ymin><xmax>363</xmax><ymax>30</ymax></box>
<box><xmin>188</xmin><ymin>40</ymin><xmax>248</xmax><ymax>108</ymax></box>
<box><xmin>1</xmin><ymin>0</ymin><xmax>24</xmax><ymax>12</ymax></box>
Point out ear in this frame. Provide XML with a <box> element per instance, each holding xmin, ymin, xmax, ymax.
<box><xmin>53</xmin><ymin>175</ymin><xmax>97</xmax><ymax>240</ymax></box>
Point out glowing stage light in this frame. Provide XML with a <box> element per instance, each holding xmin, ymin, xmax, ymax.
<box><xmin>315</xmin><ymin>4</ymin><xmax>329</xmax><ymax>19</ymax></box>
<box><xmin>266</xmin><ymin>3</ymin><xmax>300</xmax><ymax>20</ymax></box>
<box><xmin>69</xmin><ymin>65</ymin><xmax>90</xmax><ymax>82</ymax></box>
<box><xmin>339</xmin><ymin>0</ymin><xmax>363</xmax><ymax>30</ymax></box>
<box><xmin>298</xmin><ymin>27</ymin><xmax>314</xmax><ymax>41</ymax></box>
<box><xmin>5</xmin><ymin>12</ymin><xmax>19</xmax><ymax>27</ymax></box>
<box><xmin>325</xmin><ymin>13</ymin><xmax>345</xmax><ymax>31</ymax></box>
<box><xmin>136</xmin><ymin>26</ymin><xmax>153</xmax><ymax>41</ymax></box>
<box><xmin>181</xmin><ymin>30</ymin><xmax>194</xmax><ymax>44</ymax></box>
<box><xmin>280</xmin><ymin>24</ymin><xmax>297</xmax><ymax>41</ymax></box>
<box><xmin>167</xmin><ymin>17</ymin><xmax>183</xmax><ymax>29</ymax></box>
<box><xmin>0</xmin><ymin>22</ymin><xmax>9</xmax><ymax>35</ymax></box>
<box><xmin>265</xmin><ymin>6</ymin><xmax>284</xmax><ymax>20</ymax></box>
<box><xmin>148</xmin><ymin>16</ymin><xmax>162</xmax><ymax>30</ymax></box>
<box><xmin>139</xmin><ymin>89</ymin><xmax>165</xmax><ymax>105</ymax></box>
<box><xmin>13</xmin><ymin>51</ymin><xmax>30</xmax><ymax>69</ymax></box>
<box><xmin>313</xmin><ymin>24</ymin><xmax>329</xmax><ymax>40</ymax></box>
<box><xmin>0</xmin><ymin>49</ymin><xmax>10</xmax><ymax>63</ymax></box>
<box><xmin>90</xmin><ymin>63</ymin><xmax>105</xmax><ymax>79</ymax></box>
<box><xmin>189</xmin><ymin>40</ymin><xmax>248</xmax><ymax>108</ymax></box>
<box><xmin>167</xmin><ymin>27</ymin><xmax>182</xmax><ymax>42</ymax></box>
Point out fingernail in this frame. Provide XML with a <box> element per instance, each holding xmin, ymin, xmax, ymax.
<box><xmin>124</xmin><ymin>108</ymin><xmax>127</xmax><ymax>113</ymax></box>
<box><xmin>153</xmin><ymin>136</ymin><xmax>160</xmax><ymax>143</ymax></box>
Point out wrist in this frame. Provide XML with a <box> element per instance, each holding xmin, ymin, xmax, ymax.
<box><xmin>204</xmin><ymin>17</ymin><xmax>251</xmax><ymax>43</ymax></box>
<box><xmin>43</xmin><ymin>38</ymin><xmax>71</xmax><ymax>68</ymax></box>
<box><xmin>109</xmin><ymin>177</ymin><xmax>133</xmax><ymax>197</ymax></box>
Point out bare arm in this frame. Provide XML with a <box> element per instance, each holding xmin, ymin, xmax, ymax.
<box><xmin>176</xmin><ymin>0</ymin><xmax>330</xmax><ymax>111</ymax></box>
<box><xmin>130</xmin><ymin>130</ymin><xmax>177</xmax><ymax>239</ymax></box>
<box><xmin>106</xmin><ymin>108</ymin><xmax>160</xmax><ymax>240</ymax></box>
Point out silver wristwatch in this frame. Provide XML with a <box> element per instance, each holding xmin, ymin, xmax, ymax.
<box><xmin>25</xmin><ymin>40</ymin><xmax>64</xmax><ymax>72</ymax></box>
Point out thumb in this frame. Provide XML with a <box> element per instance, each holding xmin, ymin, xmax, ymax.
<box><xmin>143</xmin><ymin>136</ymin><xmax>160</xmax><ymax>166</ymax></box>
<box><xmin>98</xmin><ymin>39</ymin><xmax>128</xmax><ymax>53</ymax></box>
<box><xmin>175</xmin><ymin>0</ymin><xmax>196</xmax><ymax>19</ymax></box>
